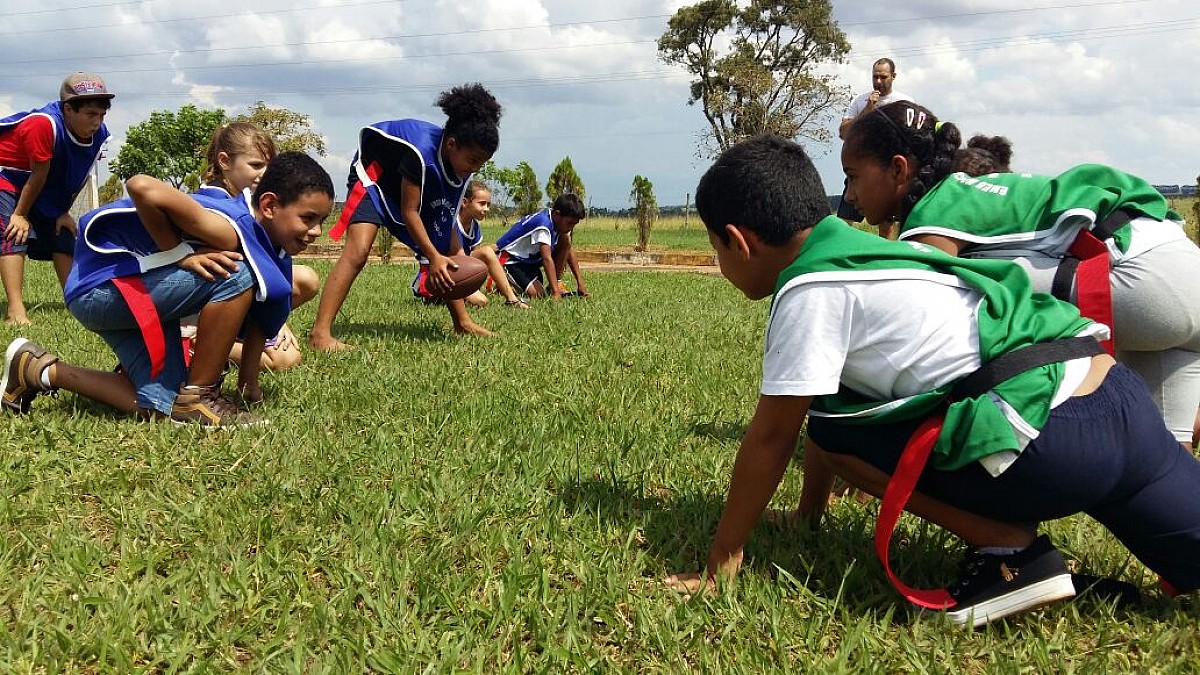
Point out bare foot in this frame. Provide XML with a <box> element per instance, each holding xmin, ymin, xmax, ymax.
<box><xmin>5</xmin><ymin>315</ymin><xmax>31</xmax><ymax>326</ymax></box>
<box><xmin>454</xmin><ymin>323</ymin><xmax>495</xmax><ymax>338</ymax></box>
<box><xmin>308</xmin><ymin>335</ymin><xmax>354</xmax><ymax>352</ymax></box>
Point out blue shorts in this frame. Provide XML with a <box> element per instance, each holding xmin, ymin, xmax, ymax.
<box><xmin>808</xmin><ymin>365</ymin><xmax>1200</xmax><ymax>592</ymax></box>
<box><xmin>67</xmin><ymin>263</ymin><xmax>255</xmax><ymax>415</ymax></box>
<box><xmin>0</xmin><ymin>190</ymin><xmax>75</xmax><ymax>260</ymax></box>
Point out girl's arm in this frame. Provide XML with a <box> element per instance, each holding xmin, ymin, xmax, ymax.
<box><xmin>400</xmin><ymin>177</ymin><xmax>456</xmax><ymax>293</ymax></box>
<box><xmin>125</xmin><ymin>174</ymin><xmax>238</xmax><ymax>251</ymax></box>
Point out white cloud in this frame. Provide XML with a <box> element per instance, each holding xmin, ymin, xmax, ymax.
<box><xmin>0</xmin><ymin>0</ymin><xmax>1196</xmax><ymax>203</ymax></box>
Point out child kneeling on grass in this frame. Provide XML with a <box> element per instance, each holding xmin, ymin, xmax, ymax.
<box><xmin>1</xmin><ymin>152</ymin><xmax>334</xmax><ymax>428</ymax></box>
<box><xmin>495</xmin><ymin>193</ymin><xmax>590</xmax><ymax>300</ymax></box>
<box><xmin>665</xmin><ymin>135</ymin><xmax>1200</xmax><ymax>627</ymax></box>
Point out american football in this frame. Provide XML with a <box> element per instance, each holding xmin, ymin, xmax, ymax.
<box><xmin>434</xmin><ymin>254</ymin><xmax>488</xmax><ymax>301</ymax></box>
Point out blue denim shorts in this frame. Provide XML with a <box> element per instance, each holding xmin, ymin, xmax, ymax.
<box><xmin>67</xmin><ymin>263</ymin><xmax>255</xmax><ymax>414</ymax></box>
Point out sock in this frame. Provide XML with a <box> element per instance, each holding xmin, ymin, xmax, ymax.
<box><xmin>40</xmin><ymin>368</ymin><xmax>52</xmax><ymax>389</ymax></box>
<box><xmin>976</xmin><ymin>545</ymin><xmax>1022</xmax><ymax>557</ymax></box>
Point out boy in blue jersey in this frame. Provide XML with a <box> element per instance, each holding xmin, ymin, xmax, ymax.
<box><xmin>664</xmin><ymin>135</ymin><xmax>1200</xmax><ymax>627</ymax></box>
<box><xmin>0</xmin><ymin>72</ymin><xmax>113</xmax><ymax>325</ymax></box>
<box><xmin>496</xmin><ymin>193</ymin><xmax>590</xmax><ymax>299</ymax></box>
<box><xmin>2</xmin><ymin>152</ymin><xmax>334</xmax><ymax>428</ymax></box>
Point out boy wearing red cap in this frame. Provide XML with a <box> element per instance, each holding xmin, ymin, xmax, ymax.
<box><xmin>0</xmin><ymin>72</ymin><xmax>114</xmax><ymax>324</ymax></box>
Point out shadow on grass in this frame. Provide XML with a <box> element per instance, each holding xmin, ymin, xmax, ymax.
<box><xmin>554</xmin><ymin>470</ymin><xmax>898</xmax><ymax>617</ymax></box>
<box><xmin>688</xmin><ymin>419</ymin><xmax>747</xmax><ymax>442</ymax></box>
<box><xmin>335</xmin><ymin>321</ymin><xmax>447</xmax><ymax>343</ymax></box>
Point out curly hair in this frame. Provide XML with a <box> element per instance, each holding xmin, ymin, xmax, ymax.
<box><xmin>953</xmin><ymin>134</ymin><xmax>1013</xmax><ymax>176</ymax></box>
<box><xmin>437</xmin><ymin>83</ymin><xmax>502</xmax><ymax>154</ymax></box>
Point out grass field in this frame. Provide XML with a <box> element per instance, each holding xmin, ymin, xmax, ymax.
<box><xmin>3</xmin><ymin>261</ymin><xmax>1200</xmax><ymax>671</ymax></box>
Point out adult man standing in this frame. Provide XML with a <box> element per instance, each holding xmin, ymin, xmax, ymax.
<box><xmin>836</xmin><ymin>58</ymin><xmax>912</xmax><ymax>231</ymax></box>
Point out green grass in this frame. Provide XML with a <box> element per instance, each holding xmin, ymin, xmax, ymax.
<box><xmin>2</xmin><ymin>261</ymin><xmax>1199</xmax><ymax>671</ymax></box>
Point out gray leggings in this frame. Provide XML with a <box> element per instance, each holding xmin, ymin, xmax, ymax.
<box><xmin>1013</xmin><ymin>238</ymin><xmax>1200</xmax><ymax>442</ymax></box>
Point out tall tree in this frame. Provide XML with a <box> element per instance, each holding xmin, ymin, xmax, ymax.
<box><xmin>109</xmin><ymin>104</ymin><xmax>226</xmax><ymax>190</ymax></box>
<box><xmin>545</xmin><ymin>156</ymin><xmax>586</xmax><ymax>204</ymax></box>
<box><xmin>658</xmin><ymin>0</ymin><xmax>850</xmax><ymax>156</ymax></box>
<box><xmin>629</xmin><ymin>175</ymin><xmax>659</xmax><ymax>252</ymax></box>
<box><xmin>233</xmin><ymin>101</ymin><xmax>327</xmax><ymax>156</ymax></box>
<box><xmin>511</xmin><ymin>161</ymin><xmax>543</xmax><ymax>217</ymax></box>
<box><xmin>477</xmin><ymin>160</ymin><xmax>518</xmax><ymax>223</ymax></box>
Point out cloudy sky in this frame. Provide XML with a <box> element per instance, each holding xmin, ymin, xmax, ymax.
<box><xmin>3</xmin><ymin>0</ymin><xmax>1197</xmax><ymax>208</ymax></box>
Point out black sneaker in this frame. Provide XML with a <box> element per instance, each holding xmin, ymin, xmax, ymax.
<box><xmin>944</xmin><ymin>535</ymin><xmax>1076</xmax><ymax>627</ymax></box>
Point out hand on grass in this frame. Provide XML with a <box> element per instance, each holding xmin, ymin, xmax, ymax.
<box><xmin>5</xmin><ymin>213</ymin><xmax>30</xmax><ymax>244</ymax></box>
<box><xmin>181</xmin><ymin>249</ymin><xmax>242</xmax><ymax>280</ymax></box>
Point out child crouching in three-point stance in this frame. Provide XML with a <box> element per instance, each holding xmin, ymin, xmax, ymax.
<box><xmin>665</xmin><ymin>135</ymin><xmax>1200</xmax><ymax>627</ymax></box>
<box><xmin>2</xmin><ymin>152</ymin><xmax>334</xmax><ymax>428</ymax></box>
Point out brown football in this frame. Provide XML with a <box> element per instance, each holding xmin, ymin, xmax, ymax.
<box><xmin>434</xmin><ymin>254</ymin><xmax>489</xmax><ymax>300</ymax></box>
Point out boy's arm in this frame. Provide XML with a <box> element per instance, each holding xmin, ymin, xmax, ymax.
<box><xmin>4</xmin><ymin>161</ymin><xmax>50</xmax><ymax>244</ymax></box>
<box><xmin>565</xmin><ymin>246</ymin><xmax>589</xmax><ymax>297</ymax></box>
<box><xmin>400</xmin><ymin>177</ymin><xmax>456</xmax><ymax>294</ymax></box>
<box><xmin>125</xmin><ymin>174</ymin><xmax>239</xmax><ymax>252</ymax></box>
<box><xmin>666</xmin><ymin>394</ymin><xmax>811</xmax><ymax>593</ymax></box>
<box><xmin>539</xmin><ymin>242</ymin><xmax>561</xmax><ymax>299</ymax></box>
<box><xmin>237</xmin><ymin>322</ymin><xmax>266</xmax><ymax>405</ymax></box>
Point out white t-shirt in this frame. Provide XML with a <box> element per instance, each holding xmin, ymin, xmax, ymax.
<box><xmin>843</xmin><ymin>90</ymin><xmax>913</xmax><ymax>121</ymax></box>
<box><xmin>762</xmin><ymin>275</ymin><xmax>1093</xmax><ymax>476</ymax></box>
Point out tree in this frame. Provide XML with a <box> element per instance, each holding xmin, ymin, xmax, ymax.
<box><xmin>658</xmin><ymin>0</ymin><xmax>850</xmax><ymax>156</ymax></box>
<box><xmin>109</xmin><ymin>105</ymin><xmax>226</xmax><ymax>190</ymax></box>
<box><xmin>233</xmin><ymin>101</ymin><xmax>327</xmax><ymax>156</ymax></box>
<box><xmin>545</xmin><ymin>156</ymin><xmax>586</xmax><ymax>204</ymax></box>
<box><xmin>98</xmin><ymin>173</ymin><xmax>123</xmax><ymax>205</ymax></box>
<box><xmin>629</xmin><ymin>175</ymin><xmax>659</xmax><ymax>252</ymax></box>
<box><xmin>510</xmin><ymin>161</ymin><xmax>543</xmax><ymax>217</ymax></box>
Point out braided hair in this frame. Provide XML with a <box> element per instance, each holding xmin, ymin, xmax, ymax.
<box><xmin>843</xmin><ymin>101</ymin><xmax>961</xmax><ymax>221</ymax></box>
<box><xmin>437</xmin><ymin>83</ymin><xmax>502</xmax><ymax>154</ymax></box>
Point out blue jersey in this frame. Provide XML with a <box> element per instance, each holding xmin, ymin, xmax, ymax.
<box><xmin>66</xmin><ymin>191</ymin><xmax>293</xmax><ymax>338</ymax></box>
<box><xmin>496</xmin><ymin>209</ymin><xmax>557</xmax><ymax>265</ymax></box>
<box><xmin>458</xmin><ymin>217</ymin><xmax>483</xmax><ymax>254</ymax></box>
<box><xmin>195</xmin><ymin>184</ymin><xmax>236</xmax><ymax>200</ymax></box>
<box><xmin>0</xmin><ymin>101</ymin><xmax>109</xmax><ymax>219</ymax></box>
<box><xmin>349</xmin><ymin>120</ymin><xmax>469</xmax><ymax>260</ymax></box>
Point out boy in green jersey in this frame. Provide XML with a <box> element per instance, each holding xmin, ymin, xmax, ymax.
<box><xmin>666</xmin><ymin>135</ymin><xmax>1200</xmax><ymax>627</ymax></box>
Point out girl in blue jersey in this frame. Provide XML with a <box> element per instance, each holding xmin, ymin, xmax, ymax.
<box><xmin>309</xmin><ymin>84</ymin><xmax>502</xmax><ymax>350</ymax></box>
<box><xmin>841</xmin><ymin>101</ymin><xmax>1200</xmax><ymax>447</ymax></box>
<box><xmin>2</xmin><ymin>153</ymin><xmax>334</xmax><ymax>428</ymax></box>
<box><xmin>200</xmin><ymin>122</ymin><xmax>318</xmax><ymax>370</ymax></box>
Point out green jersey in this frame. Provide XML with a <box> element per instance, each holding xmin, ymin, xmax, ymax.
<box><xmin>777</xmin><ymin>217</ymin><xmax>1103</xmax><ymax>470</ymax></box>
<box><xmin>899</xmin><ymin>164</ymin><xmax>1181</xmax><ymax>258</ymax></box>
